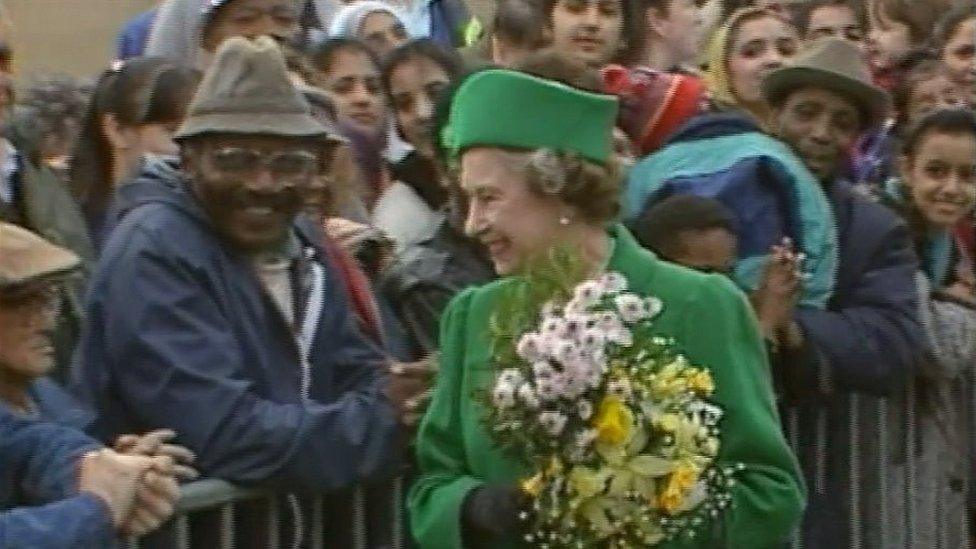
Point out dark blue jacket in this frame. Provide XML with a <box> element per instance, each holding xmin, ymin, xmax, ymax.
<box><xmin>780</xmin><ymin>179</ymin><xmax>925</xmax><ymax>548</ymax></box>
<box><xmin>71</xmin><ymin>163</ymin><xmax>401</xmax><ymax>491</ymax></box>
<box><xmin>25</xmin><ymin>378</ymin><xmax>95</xmax><ymax>434</ymax></box>
<box><xmin>793</xmin><ymin>179</ymin><xmax>924</xmax><ymax>397</ymax></box>
<box><xmin>0</xmin><ymin>409</ymin><xmax>115</xmax><ymax>548</ymax></box>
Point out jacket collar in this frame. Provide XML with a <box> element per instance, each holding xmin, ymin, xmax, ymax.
<box><xmin>606</xmin><ymin>223</ymin><xmax>661</xmax><ymax>290</ymax></box>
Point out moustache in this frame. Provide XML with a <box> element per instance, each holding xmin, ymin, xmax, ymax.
<box><xmin>230</xmin><ymin>186</ymin><xmax>304</xmax><ymax>211</ymax></box>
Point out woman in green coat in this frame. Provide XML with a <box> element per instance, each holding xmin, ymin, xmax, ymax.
<box><xmin>408</xmin><ymin>63</ymin><xmax>805</xmax><ymax>548</ymax></box>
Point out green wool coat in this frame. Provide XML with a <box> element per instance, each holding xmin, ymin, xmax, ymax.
<box><xmin>408</xmin><ymin>226</ymin><xmax>806</xmax><ymax>548</ymax></box>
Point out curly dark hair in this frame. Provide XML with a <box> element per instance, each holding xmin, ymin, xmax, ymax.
<box><xmin>9</xmin><ymin>73</ymin><xmax>91</xmax><ymax>161</ymax></box>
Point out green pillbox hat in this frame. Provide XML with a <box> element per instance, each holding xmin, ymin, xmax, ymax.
<box><xmin>443</xmin><ymin>69</ymin><xmax>619</xmax><ymax>165</ymax></box>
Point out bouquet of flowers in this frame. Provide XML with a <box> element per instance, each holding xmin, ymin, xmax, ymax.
<box><xmin>485</xmin><ymin>271</ymin><xmax>738</xmax><ymax>547</ymax></box>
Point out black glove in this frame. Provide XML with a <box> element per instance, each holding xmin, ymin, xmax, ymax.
<box><xmin>461</xmin><ymin>484</ymin><xmax>527</xmax><ymax>547</ymax></box>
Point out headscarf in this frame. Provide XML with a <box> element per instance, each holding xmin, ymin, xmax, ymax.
<box><xmin>145</xmin><ymin>0</ymin><xmax>310</xmax><ymax>68</ymax></box>
<box><xmin>144</xmin><ymin>0</ymin><xmax>210</xmax><ymax>68</ymax></box>
<box><xmin>328</xmin><ymin>1</ymin><xmax>414</xmax><ymax>39</ymax></box>
<box><xmin>703</xmin><ymin>7</ymin><xmax>777</xmax><ymax>112</ymax></box>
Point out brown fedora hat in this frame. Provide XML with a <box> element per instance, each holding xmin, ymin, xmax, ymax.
<box><xmin>763</xmin><ymin>38</ymin><xmax>891</xmax><ymax>128</ymax></box>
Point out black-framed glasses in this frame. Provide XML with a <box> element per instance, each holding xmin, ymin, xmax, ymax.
<box><xmin>209</xmin><ymin>147</ymin><xmax>319</xmax><ymax>179</ymax></box>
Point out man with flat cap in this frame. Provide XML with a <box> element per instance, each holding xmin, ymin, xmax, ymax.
<box><xmin>0</xmin><ymin>222</ymin><xmax>181</xmax><ymax>547</ymax></box>
<box><xmin>73</xmin><ymin>35</ymin><xmax>421</xmax><ymax>543</ymax></box>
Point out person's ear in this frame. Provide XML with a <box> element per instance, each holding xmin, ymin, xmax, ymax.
<box><xmin>101</xmin><ymin>113</ymin><xmax>134</xmax><ymax>152</ymax></box>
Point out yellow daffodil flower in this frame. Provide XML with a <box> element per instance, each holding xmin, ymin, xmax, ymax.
<box><xmin>593</xmin><ymin>395</ymin><xmax>634</xmax><ymax>447</ymax></box>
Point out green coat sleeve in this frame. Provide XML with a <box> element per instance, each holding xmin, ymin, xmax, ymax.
<box><xmin>673</xmin><ymin>276</ymin><xmax>806</xmax><ymax>548</ymax></box>
<box><xmin>408</xmin><ymin>289</ymin><xmax>485</xmax><ymax>549</ymax></box>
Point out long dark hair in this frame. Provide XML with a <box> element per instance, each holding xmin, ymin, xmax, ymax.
<box><xmin>381</xmin><ymin>40</ymin><xmax>464</xmax><ymax>208</ymax></box>
<box><xmin>309</xmin><ymin>39</ymin><xmax>388</xmax><ymax>205</ymax></box>
<box><xmin>69</xmin><ymin>58</ymin><xmax>200</xmax><ymax>217</ymax></box>
<box><xmin>895</xmin><ymin>108</ymin><xmax>976</xmax><ymax>271</ymax></box>
<box><xmin>308</xmin><ymin>37</ymin><xmax>381</xmax><ymax>76</ymax></box>
<box><xmin>381</xmin><ymin>39</ymin><xmax>465</xmax><ymax>95</ymax></box>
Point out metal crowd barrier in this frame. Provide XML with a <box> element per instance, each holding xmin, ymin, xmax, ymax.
<box><xmin>130</xmin><ymin>477</ymin><xmax>408</xmax><ymax>549</ymax></box>
<box><xmin>783</xmin><ymin>374</ymin><xmax>973</xmax><ymax>549</ymax></box>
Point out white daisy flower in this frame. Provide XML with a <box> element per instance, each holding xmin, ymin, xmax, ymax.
<box><xmin>615</xmin><ymin>294</ymin><xmax>648</xmax><ymax>323</ymax></box>
<box><xmin>532</xmin><ymin>361</ymin><xmax>556</xmax><ymax>380</ymax></box>
<box><xmin>600</xmin><ymin>272</ymin><xmax>628</xmax><ymax>293</ymax></box>
<box><xmin>492</xmin><ymin>383</ymin><xmax>516</xmax><ymax>409</ymax></box>
<box><xmin>577</xmin><ymin>400</ymin><xmax>594</xmax><ymax>420</ymax></box>
<box><xmin>498</xmin><ymin>368</ymin><xmax>523</xmax><ymax>387</ymax></box>
<box><xmin>573</xmin><ymin>280</ymin><xmax>604</xmax><ymax>307</ymax></box>
<box><xmin>538</xmin><ymin>411</ymin><xmax>568</xmax><ymax>436</ymax></box>
<box><xmin>517</xmin><ymin>332</ymin><xmax>546</xmax><ymax>362</ymax></box>
<box><xmin>645</xmin><ymin>296</ymin><xmax>663</xmax><ymax>318</ymax></box>
<box><xmin>517</xmin><ymin>383</ymin><xmax>540</xmax><ymax>409</ymax></box>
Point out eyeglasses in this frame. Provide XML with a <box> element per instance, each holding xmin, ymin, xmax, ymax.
<box><xmin>208</xmin><ymin>147</ymin><xmax>319</xmax><ymax>179</ymax></box>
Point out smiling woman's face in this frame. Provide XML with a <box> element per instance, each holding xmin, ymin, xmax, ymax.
<box><xmin>902</xmin><ymin>130</ymin><xmax>976</xmax><ymax>229</ymax></box>
<box><xmin>460</xmin><ymin>147</ymin><xmax>571</xmax><ymax>275</ymax></box>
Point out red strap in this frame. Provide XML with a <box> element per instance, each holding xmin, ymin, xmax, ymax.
<box><xmin>319</xmin><ymin>231</ymin><xmax>384</xmax><ymax>343</ymax></box>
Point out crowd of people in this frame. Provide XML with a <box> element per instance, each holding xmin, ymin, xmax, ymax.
<box><xmin>1</xmin><ymin>0</ymin><xmax>974</xmax><ymax>547</ymax></box>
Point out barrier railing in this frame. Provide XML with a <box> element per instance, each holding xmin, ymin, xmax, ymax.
<box><xmin>130</xmin><ymin>477</ymin><xmax>407</xmax><ymax>549</ymax></box>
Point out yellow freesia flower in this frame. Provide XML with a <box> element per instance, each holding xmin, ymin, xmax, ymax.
<box><xmin>521</xmin><ymin>472</ymin><xmax>544</xmax><ymax>497</ymax></box>
<box><xmin>659</xmin><ymin>483</ymin><xmax>685</xmax><ymax>514</ymax></box>
<box><xmin>658</xmin><ymin>462</ymin><xmax>700</xmax><ymax>514</ymax></box>
<box><xmin>593</xmin><ymin>395</ymin><xmax>633</xmax><ymax>446</ymax></box>
<box><xmin>687</xmin><ymin>370</ymin><xmax>715</xmax><ymax>394</ymax></box>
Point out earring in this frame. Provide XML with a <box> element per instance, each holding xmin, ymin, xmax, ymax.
<box><xmin>559</xmin><ymin>216</ymin><xmax>571</xmax><ymax>226</ymax></box>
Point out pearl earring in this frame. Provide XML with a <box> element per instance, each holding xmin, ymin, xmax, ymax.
<box><xmin>559</xmin><ymin>216</ymin><xmax>571</xmax><ymax>226</ymax></box>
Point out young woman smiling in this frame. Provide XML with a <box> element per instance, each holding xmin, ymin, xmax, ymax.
<box><xmin>882</xmin><ymin>108</ymin><xmax>976</xmax><ymax>548</ymax></box>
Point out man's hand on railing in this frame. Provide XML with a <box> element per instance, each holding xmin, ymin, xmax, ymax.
<box><xmin>78</xmin><ymin>448</ymin><xmax>182</xmax><ymax>538</ymax></box>
<box><xmin>121</xmin><ymin>456</ymin><xmax>182</xmax><ymax>538</ymax></box>
<box><xmin>78</xmin><ymin>449</ymin><xmax>152</xmax><ymax>528</ymax></box>
<box><xmin>114</xmin><ymin>428</ymin><xmax>199</xmax><ymax>481</ymax></box>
